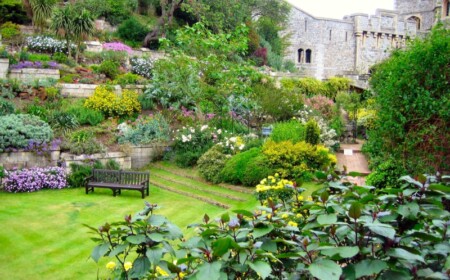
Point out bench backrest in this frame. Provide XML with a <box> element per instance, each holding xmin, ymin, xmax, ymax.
<box><xmin>92</xmin><ymin>169</ymin><xmax>149</xmax><ymax>186</ymax></box>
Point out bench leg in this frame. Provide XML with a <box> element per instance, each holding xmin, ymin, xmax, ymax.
<box><xmin>141</xmin><ymin>190</ymin><xmax>145</xmax><ymax>199</ymax></box>
<box><xmin>146</xmin><ymin>186</ymin><xmax>149</xmax><ymax>196</ymax></box>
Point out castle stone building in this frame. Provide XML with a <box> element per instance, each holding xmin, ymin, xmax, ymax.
<box><xmin>284</xmin><ymin>0</ymin><xmax>450</xmax><ymax>84</ymax></box>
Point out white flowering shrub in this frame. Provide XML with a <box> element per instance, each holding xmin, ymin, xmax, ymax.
<box><xmin>295</xmin><ymin>106</ymin><xmax>339</xmax><ymax>148</ymax></box>
<box><xmin>130</xmin><ymin>57</ymin><xmax>153</xmax><ymax>79</ymax></box>
<box><xmin>26</xmin><ymin>36</ymin><xmax>76</xmax><ymax>54</ymax></box>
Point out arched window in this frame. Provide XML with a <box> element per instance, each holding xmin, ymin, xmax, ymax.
<box><xmin>407</xmin><ymin>16</ymin><xmax>421</xmax><ymax>30</ymax></box>
<box><xmin>305</xmin><ymin>49</ymin><xmax>312</xmax><ymax>63</ymax></box>
<box><xmin>298</xmin><ymin>48</ymin><xmax>304</xmax><ymax>63</ymax></box>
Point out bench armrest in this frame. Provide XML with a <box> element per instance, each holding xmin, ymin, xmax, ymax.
<box><xmin>84</xmin><ymin>175</ymin><xmax>93</xmax><ymax>185</ymax></box>
<box><xmin>139</xmin><ymin>179</ymin><xmax>149</xmax><ymax>185</ymax></box>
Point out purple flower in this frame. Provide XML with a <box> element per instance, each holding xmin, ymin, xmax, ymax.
<box><xmin>102</xmin><ymin>42</ymin><xmax>133</xmax><ymax>54</ymax></box>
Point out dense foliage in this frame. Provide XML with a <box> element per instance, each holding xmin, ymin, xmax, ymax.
<box><xmin>89</xmin><ymin>174</ymin><xmax>450</xmax><ymax>279</ymax></box>
<box><xmin>365</xmin><ymin>26</ymin><xmax>450</xmax><ymax>173</ymax></box>
<box><xmin>0</xmin><ymin>114</ymin><xmax>53</xmax><ymax>152</ymax></box>
<box><xmin>118</xmin><ymin>114</ymin><xmax>170</xmax><ymax>145</ymax></box>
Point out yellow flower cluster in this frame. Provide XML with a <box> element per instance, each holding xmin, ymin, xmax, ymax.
<box><xmin>106</xmin><ymin>261</ymin><xmax>116</xmax><ymax>270</ymax></box>
<box><xmin>156</xmin><ymin>266</ymin><xmax>169</xmax><ymax>276</ymax></box>
<box><xmin>288</xmin><ymin>221</ymin><xmax>298</xmax><ymax>227</ymax></box>
<box><xmin>124</xmin><ymin>261</ymin><xmax>132</xmax><ymax>271</ymax></box>
<box><xmin>84</xmin><ymin>86</ymin><xmax>141</xmax><ymax>117</ymax></box>
<box><xmin>255</xmin><ymin>177</ymin><xmax>294</xmax><ymax>193</ymax></box>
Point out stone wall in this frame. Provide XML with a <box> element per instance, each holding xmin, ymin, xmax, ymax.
<box><xmin>60</xmin><ymin>152</ymin><xmax>131</xmax><ymax>171</ymax></box>
<box><xmin>129</xmin><ymin>144</ymin><xmax>166</xmax><ymax>169</ymax></box>
<box><xmin>0</xmin><ymin>58</ymin><xmax>8</xmax><ymax>79</ymax></box>
<box><xmin>9</xmin><ymin>68</ymin><xmax>60</xmax><ymax>82</ymax></box>
<box><xmin>0</xmin><ymin>149</ymin><xmax>60</xmax><ymax>169</ymax></box>
<box><xmin>60</xmin><ymin>83</ymin><xmax>145</xmax><ymax>98</ymax></box>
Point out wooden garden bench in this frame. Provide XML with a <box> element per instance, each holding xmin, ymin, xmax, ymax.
<box><xmin>85</xmin><ymin>169</ymin><xmax>150</xmax><ymax>198</ymax></box>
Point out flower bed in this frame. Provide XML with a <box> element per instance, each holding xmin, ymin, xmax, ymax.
<box><xmin>3</xmin><ymin>167</ymin><xmax>67</xmax><ymax>193</ymax></box>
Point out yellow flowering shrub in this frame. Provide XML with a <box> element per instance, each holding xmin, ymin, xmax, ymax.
<box><xmin>255</xmin><ymin>173</ymin><xmax>295</xmax><ymax>203</ymax></box>
<box><xmin>84</xmin><ymin>86</ymin><xmax>141</xmax><ymax>117</ymax></box>
<box><xmin>262</xmin><ymin>140</ymin><xmax>335</xmax><ymax>179</ymax></box>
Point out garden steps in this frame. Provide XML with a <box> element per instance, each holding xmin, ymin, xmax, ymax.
<box><xmin>151</xmin><ymin>173</ymin><xmax>247</xmax><ymax>202</ymax></box>
<box><xmin>150</xmin><ymin>180</ymin><xmax>230</xmax><ymax>209</ymax></box>
<box><xmin>150</xmin><ymin>168</ymin><xmax>251</xmax><ymax>198</ymax></box>
<box><xmin>336</xmin><ymin>140</ymin><xmax>370</xmax><ymax>185</ymax></box>
<box><xmin>150</xmin><ymin>162</ymin><xmax>253</xmax><ymax>194</ymax></box>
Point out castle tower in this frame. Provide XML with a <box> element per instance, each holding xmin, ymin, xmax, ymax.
<box><xmin>395</xmin><ymin>0</ymin><xmax>441</xmax><ymax>31</ymax></box>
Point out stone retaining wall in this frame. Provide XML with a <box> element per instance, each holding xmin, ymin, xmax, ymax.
<box><xmin>60</xmin><ymin>152</ymin><xmax>131</xmax><ymax>171</ymax></box>
<box><xmin>60</xmin><ymin>84</ymin><xmax>145</xmax><ymax>98</ymax></box>
<box><xmin>9</xmin><ymin>68</ymin><xmax>60</xmax><ymax>82</ymax></box>
<box><xmin>0</xmin><ymin>149</ymin><xmax>60</xmax><ymax>169</ymax></box>
<box><xmin>129</xmin><ymin>144</ymin><xmax>166</xmax><ymax>169</ymax></box>
<box><xmin>0</xmin><ymin>58</ymin><xmax>8</xmax><ymax>79</ymax></box>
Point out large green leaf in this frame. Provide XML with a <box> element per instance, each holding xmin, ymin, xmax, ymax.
<box><xmin>195</xmin><ymin>261</ymin><xmax>223</xmax><ymax>280</ymax></box>
<box><xmin>249</xmin><ymin>260</ymin><xmax>272</xmax><ymax>279</ymax></box>
<box><xmin>212</xmin><ymin>237</ymin><xmax>238</xmax><ymax>257</ymax></box>
<box><xmin>147</xmin><ymin>215</ymin><xmax>166</xmax><ymax>226</ymax></box>
<box><xmin>91</xmin><ymin>243</ymin><xmax>109</xmax><ymax>262</ymax></box>
<box><xmin>354</xmin><ymin>259</ymin><xmax>387</xmax><ymax>278</ymax></box>
<box><xmin>388</xmin><ymin>248</ymin><xmax>425</xmax><ymax>263</ymax></box>
<box><xmin>127</xmin><ymin>234</ymin><xmax>147</xmax><ymax>244</ymax></box>
<box><xmin>308</xmin><ymin>259</ymin><xmax>342</xmax><ymax>280</ymax></box>
<box><xmin>397</xmin><ymin>202</ymin><xmax>419</xmax><ymax>220</ymax></box>
<box><xmin>317</xmin><ymin>214</ymin><xmax>337</xmax><ymax>225</ymax></box>
<box><xmin>146</xmin><ymin>248</ymin><xmax>163</xmax><ymax>266</ymax></box>
<box><xmin>253</xmin><ymin>224</ymin><xmax>274</xmax><ymax>238</ymax></box>
<box><xmin>348</xmin><ymin>202</ymin><xmax>362</xmax><ymax>220</ymax></box>
<box><xmin>233</xmin><ymin>210</ymin><xmax>254</xmax><ymax>218</ymax></box>
<box><xmin>108</xmin><ymin>244</ymin><xmax>128</xmax><ymax>257</ymax></box>
<box><xmin>365</xmin><ymin>222</ymin><xmax>396</xmax><ymax>240</ymax></box>
<box><xmin>148</xmin><ymin>233</ymin><xmax>164</xmax><ymax>242</ymax></box>
<box><xmin>129</xmin><ymin>256</ymin><xmax>150</xmax><ymax>279</ymax></box>
<box><xmin>429</xmin><ymin>184</ymin><xmax>450</xmax><ymax>193</ymax></box>
<box><xmin>320</xmin><ymin>246</ymin><xmax>359</xmax><ymax>259</ymax></box>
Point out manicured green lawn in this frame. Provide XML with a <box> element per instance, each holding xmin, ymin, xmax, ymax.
<box><xmin>0</xmin><ymin>160</ymin><xmax>323</xmax><ymax>279</ymax></box>
<box><xmin>0</xmin><ymin>186</ymin><xmax>257</xmax><ymax>279</ymax></box>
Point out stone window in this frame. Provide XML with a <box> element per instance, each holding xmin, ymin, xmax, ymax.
<box><xmin>445</xmin><ymin>0</ymin><xmax>450</xmax><ymax>17</ymax></box>
<box><xmin>305</xmin><ymin>49</ymin><xmax>312</xmax><ymax>63</ymax></box>
<box><xmin>407</xmin><ymin>16</ymin><xmax>421</xmax><ymax>30</ymax></box>
<box><xmin>297</xmin><ymin>49</ymin><xmax>304</xmax><ymax>63</ymax></box>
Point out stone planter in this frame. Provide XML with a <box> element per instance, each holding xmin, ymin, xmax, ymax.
<box><xmin>123</xmin><ymin>84</ymin><xmax>146</xmax><ymax>94</ymax></box>
<box><xmin>9</xmin><ymin>68</ymin><xmax>60</xmax><ymax>82</ymax></box>
<box><xmin>0</xmin><ymin>149</ymin><xmax>60</xmax><ymax>170</ymax></box>
<box><xmin>60</xmin><ymin>152</ymin><xmax>131</xmax><ymax>172</ymax></box>
<box><xmin>0</xmin><ymin>58</ymin><xmax>9</xmax><ymax>79</ymax></box>
<box><xmin>60</xmin><ymin>83</ymin><xmax>121</xmax><ymax>98</ymax></box>
<box><xmin>129</xmin><ymin>144</ymin><xmax>167</xmax><ymax>169</ymax></box>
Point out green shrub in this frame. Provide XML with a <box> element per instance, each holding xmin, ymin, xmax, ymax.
<box><xmin>66</xmin><ymin>102</ymin><xmax>105</xmax><ymax>126</ymax></box>
<box><xmin>98</xmin><ymin>60</ymin><xmax>120</xmax><ymax>79</ymax></box>
<box><xmin>241</xmin><ymin>153</ymin><xmax>273</xmax><ymax>186</ymax></box>
<box><xmin>0</xmin><ymin>21</ymin><xmax>20</xmax><ymax>40</ymax></box>
<box><xmin>270</xmin><ymin>120</ymin><xmax>305</xmax><ymax>143</ymax></box>
<box><xmin>59</xmin><ymin>74</ymin><xmax>81</xmax><ymax>83</ymax></box>
<box><xmin>113</xmin><ymin>73</ymin><xmax>146</xmax><ymax>87</ymax></box>
<box><xmin>48</xmin><ymin>111</ymin><xmax>79</xmax><ymax>133</ymax></box>
<box><xmin>209</xmin><ymin>117</ymin><xmax>248</xmax><ymax>134</ymax></box>
<box><xmin>28</xmin><ymin>53</ymin><xmax>51</xmax><ymax>62</ymax></box>
<box><xmin>61</xmin><ymin>129</ymin><xmax>105</xmax><ymax>155</ymax></box>
<box><xmin>67</xmin><ymin>163</ymin><xmax>93</xmax><ymax>188</ymax></box>
<box><xmin>219</xmin><ymin>147</ymin><xmax>261</xmax><ymax>185</ymax></box>
<box><xmin>105</xmin><ymin>159</ymin><xmax>121</xmax><ymax>170</ymax></box>
<box><xmin>118</xmin><ymin>114</ymin><xmax>170</xmax><ymax>145</ymax></box>
<box><xmin>262</xmin><ymin>140</ymin><xmax>336</xmax><ymax>179</ymax></box>
<box><xmin>0</xmin><ymin>114</ymin><xmax>53</xmax><ymax>152</ymax></box>
<box><xmin>0</xmin><ymin>99</ymin><xmax>15</xmax><ymax>116</ymax></box>
<box><xmin>52</xmin><ymin>52</ymin><xmax>68</xmax><ymax>64</ymax></box>
<box><xmin>46</xmin><ymin>86</ymin><xmax>60</xmax><ymax>101</ymax></box>
<box><xmin>197</xmin><ymin>145</ymin><xmax>229</xmax><ymax>184</ymax></box>
<box><xmin>100</xmin><ymin>50</ymin><xmax>128</xmax><ymax>65</ymax></box>
<box><xmin>305</xmin><ymin>119</ymin><xmax>320</xmax><ymax>145</ymax></box>
<box><xmin>366</xmin><ymin>159</ymin><xmax>407</xmax><ymax>189</ymax></box>
<box><xmin>138</xmin><ymin>94</ymin><xmax>154</xmax><ymax>110</ymax></box>
<box><xmin>117</xmin><ymin>17</ymin><xmax>149</xmax><ymax>46</ymax></box>
<box><xmin>25</xmin><ymin>104</ymin><xmax>49</xmax><ymax>122</ymax></box>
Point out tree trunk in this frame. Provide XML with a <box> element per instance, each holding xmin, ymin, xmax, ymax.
<box><xmin>143</xmin><ymin>0</ymin><xmax>184</xmax><ymax>47</ymax></box>
<box><xmin>22</xmin><ymin>0</ymin><xmax>33</xmax><ymax>20</ymax></box>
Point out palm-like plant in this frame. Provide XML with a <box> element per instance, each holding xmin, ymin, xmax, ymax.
<box><xmin>72</xmin><ymin>9</ymin><xmax>94</xmax><ymax>62</ymax></box>
<box><xmin>50</xmin><ymin>5</ymin><xmax>74</xmax><ymax>58</ymax></box>
<box><xmin>30</xmin><ymin>0</ymin><xmax>56</xmax><ymax>31</ymax></box>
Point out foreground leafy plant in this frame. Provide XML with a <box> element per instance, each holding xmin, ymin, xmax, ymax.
<box><xmin>89</xmin><ymin>173</ymin><xmax>450</xmax><ymax>279</ymax></box>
